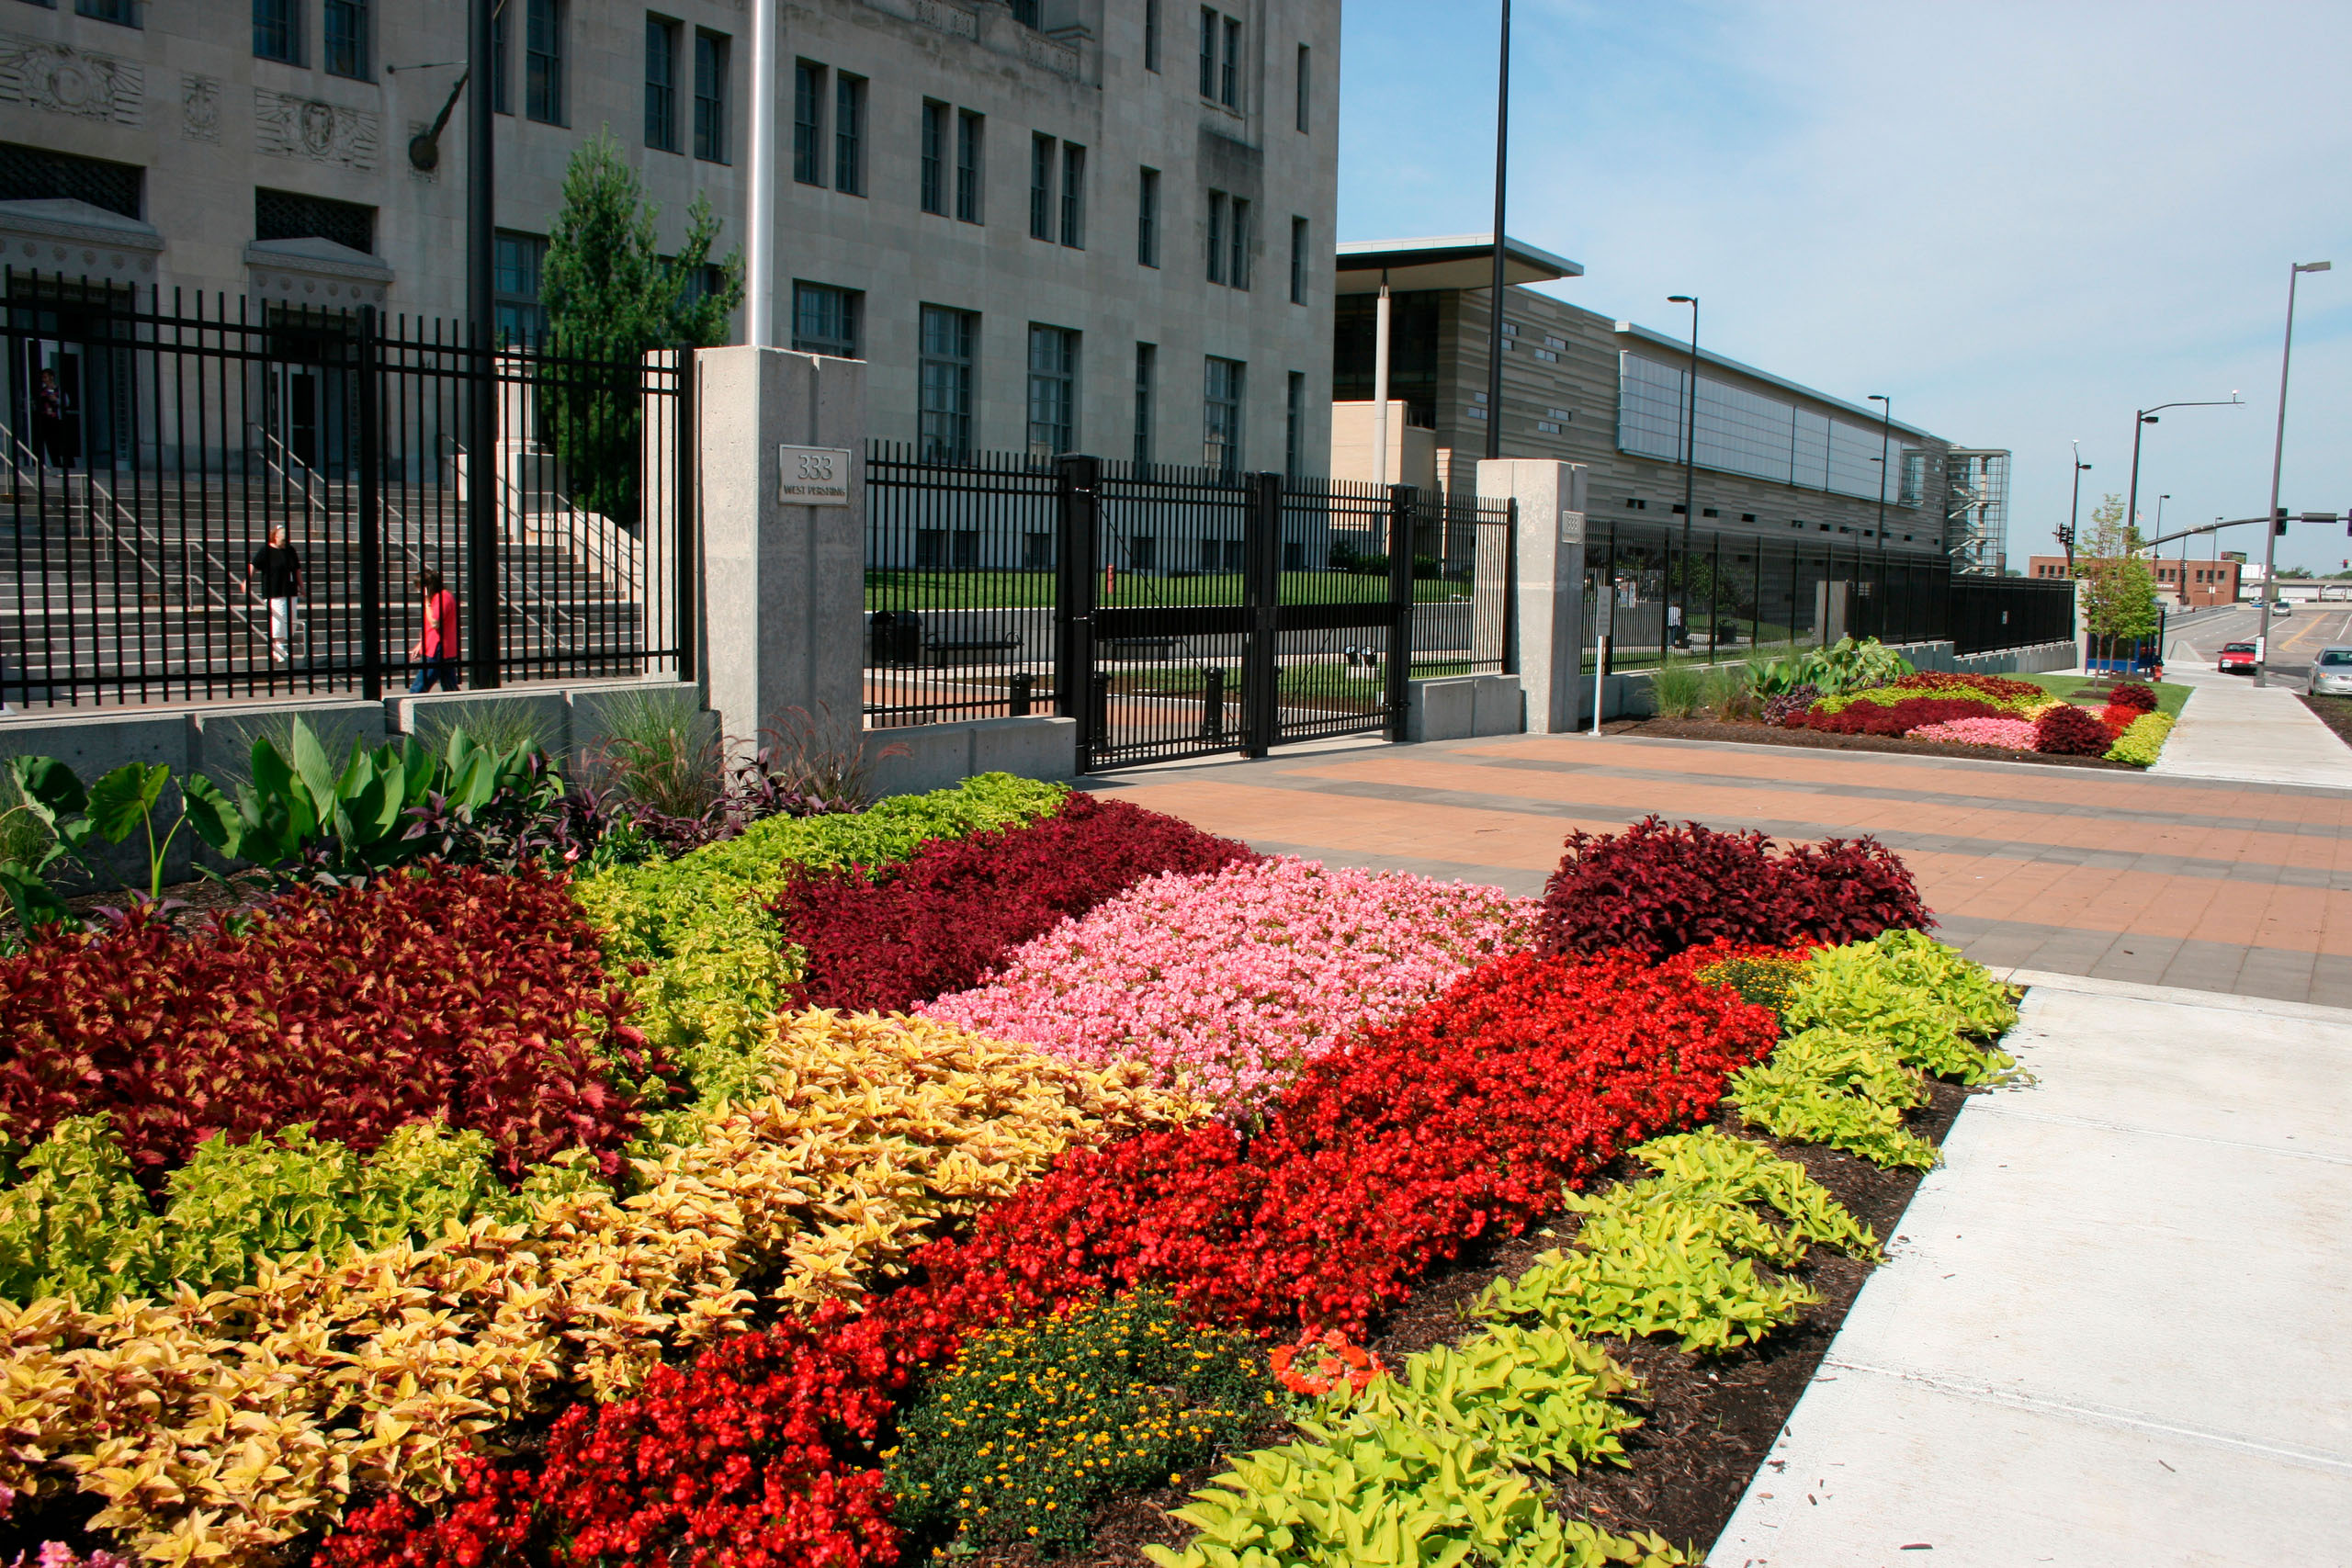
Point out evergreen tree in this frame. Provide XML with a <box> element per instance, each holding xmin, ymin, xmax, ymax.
<box><xmin>540</xmin><ymin>131</ymin><xmax>743</xmax><ymax>521</ymax></box>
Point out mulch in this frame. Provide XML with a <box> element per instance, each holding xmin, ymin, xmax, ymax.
<box><xmin>1613</xmin><ymin>715</ymin><xmax>2142</xmax><ymax>770</ymax></box>
<box><xmin>947</xmin><ymin>1082</ymin><xmax>1975</xmax><ymax>1566</ymax></box>
<box><xmin>2299</xmin><ymin>694</ymin><xmax>2352</xmax><ymax>751</ymax></box>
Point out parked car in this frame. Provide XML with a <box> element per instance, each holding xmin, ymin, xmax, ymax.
<box><xmin>2309</xmin><ymin>647</ymin><xmax>2352</xmax><ymax>696</ymax></box>
<box><xmin>2271</xmin><ymin>599</ymin><xmax>2293</xmax><ymax>615</ymax></box>
<box><xmin>2219</xmin><ymin>641</ymin><xmax>2260</xmax><ymax>674</ymax></box>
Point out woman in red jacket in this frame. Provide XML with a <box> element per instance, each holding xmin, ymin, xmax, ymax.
<box><xmin>408</xmin><ymin>569</ymin><xmax>460</xmax><ymax>693</ymax></box>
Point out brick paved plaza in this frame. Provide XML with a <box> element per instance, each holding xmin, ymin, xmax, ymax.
<box><xmin>1099</xmin><ymin>731</ymin><xmax>2352</xmax><ymax>1006</ymax></box>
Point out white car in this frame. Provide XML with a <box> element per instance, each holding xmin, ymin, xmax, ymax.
<box><xmin>2309</xmin><ymin>647</ymin><xmax>2352</xmax><ymax>696</ymax></box>
<box><xmin>2271</xmin><ymin>599</ymin><xmax>2293</xmax><ymax>615</ymax></box>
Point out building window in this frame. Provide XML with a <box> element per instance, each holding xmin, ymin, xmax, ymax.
<box><xmin>1532</xmin><ymin>347</ymin><xmax>1558</xmax><ymax>362</ymax></box>
<box><xmin>1205</xmin><ymin>190</ymin><xmax>1226</xmax><ymax>284</ymax></box>
<box><xmin>74</xmin><ymin>0</ymin><xmax>137</xmax><ymax>25</ymax></box>
<box><xmin>791</xmin><ymin>282</ymin><xmax>861</xmax><ymax>358</ymax></box>
<box><xmin>834</xmin><ymin>73</ymin><xmax>865</xmax><ymax>194</ymax></box>
<box><xmin>919</xmin><ymin>305</ymin><xmax>975</xmax><ymax>464</ymax></box>
<box><xmin>1029</xmin><ymin>134</ymin><xmax>1055</xmax><ymax>240</ymax></box>
<box><xmin>1134</xmin><ymin>342</ymin><xmax>1156</xmax><ymax>468</ymax></box>
<box><xmin>256</xmin><ymin>186</ymin><xmax>375</xmax><ymax>254</ymax></box>
<box><xmin>1295</xmin><ymin>43</ymin><xmax>1309</xmax><ymax>131</ymax></box>
<box><xmin>0</xmin><ymin>144</ymin><xmax>144</xmax><ymax>220</ymax></box>
<box><xmin>1137</xmin><ymin>167</ymin><xmax>1161</xmax><ymax>267</ymax></box>
<box><xmin>956</xmin><ymin>110</ymin><xmax>983</xmax><ymax>222</ymax></box>
<box><xmin>1228</xmin><ymin>197</ymin><xmax>1250</xmax><ymax>290</ymax></box>
<box><xmin>1285</xmin><ymin>371</ymin><xmax>1305</xmax><ymax>479</ymax></box>
<box><xmin>526</xmin><ymin>0</ymin><xmax>565</xmax><ymax>124</ymax></box>
<box><xmin>493</xmin><ymin>231</ymin><xmax>548</xmax><ymax>347</ymax></box>
<box><xmin>793</xmin><ymin>61</ymin><xmax>824</xmax><ymax>184</ymax></box>
<box><xmin>492</xmin><ymin>3</ymin><xmax>512</xmax><ymax>113</ymax></box>
<box><xmin>1198</xmin><ymin>7</ymin><xmax>1216</xmax><ymax>98</ymax></box>
<box><xmin>254</xmin><ymin>0</ymin><xmax>300</xmax><ymax>63</ymax></box>
<box><xmin>1145</xmin><ymin>0</ymin><xmax>1161</xmax><ymax>73</ymax></box>
<box><xmin>644</xmin><ymin>17</ymin><xmax>680</xmax><ymax>152</ymax></box>
<box><xmin>323</xmin><ymin>0</ymin><xmax>367</xmax><ymax>77</ymax></box>
<box><xmin>695</xmin><ymin>31</ymin><xmax>729</xmax><ymax>162</ymax></box>
<box><xmin>1027</xmin><ymin>325</ymin><xmax>1078</xmax><ymax>458</ymax></box>
<box><xmin>1222</xmin><ymin>15</ymin><xmax>1240</xmax><ymax>107</ymax></box>
<box><xmin>1060</xmin><ymin>143</ymin><xmax>1085</xmax><ymax>248</ymax></box>
<box><xmin>1288</xmin><ymin>216</ymin><xmax>1306</xmax><ymax>304</ymax></box>
<box><xmin>1204</xmin><ymin>355</ymin><xmax>1242</xmax><ymax>474</ymax></box>
<box><xmin>920</xmin><ymin>101</ymin><xmax>947</xmax><ymax>214</ymax></box>
<box><xmin>1535</xmin><ymin>420</ymin><xmax>1561</xmax><ymax>434</ymax></box>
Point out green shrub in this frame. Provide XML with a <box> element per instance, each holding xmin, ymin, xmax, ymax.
<box><xmin>888</xmin><ymin>1289</ymin><xmax>1275</xmax><ymax>1553</ymax></box>
<box><xmin>574</xmin><ymin>772</ymin><xmax>1069</xmax><ymax>1124</ymax></box>
<box><xmin>0</xmin><ymin>1116</ymin><xmax>524</xmax><ymax>1306</ymax></box>
<box><xmin>1648</xmin><ymin>662</ymin><xmax>1703</xmax><ymax>719</ymax></box>
<box><xmin>1700</xmin><ymin>662</ymin><xmax>1756</xmax><ymax>722</ymax></box>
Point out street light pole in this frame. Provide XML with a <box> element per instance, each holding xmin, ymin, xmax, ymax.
<box><xmin>2256</xmin><ymin>260</ymin><xmax>2332</xmax><ymax>687</ymax></box>
<box><xmin>1668</xmin><ymin>294</ymin><xmax>1698</xmax><ymax>638</ymax></box>
<box><xmin>1868</xmin><ymin>394</ymin><xmax>1890</xmax><ymax>557</ymax></box>
<box><xmin>2064</xmin><ymin>442</ymin><xmax>2090</xmax><ymax>573</ymax></box>
<box><xmin>1483</xmin><ymin>0</ymin><xmax>1510</xmax><ymax>463</ymax></box>
<box><xmin>2125</xmin><ymin>394</ymin><xmax>2241</xmax><ymax>561</ymax></box>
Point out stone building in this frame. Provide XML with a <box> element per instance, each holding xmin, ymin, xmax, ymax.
<box><xmin>0</xmin><ymin>0</ymin><xmax>1338</xmax><ymax>473</ymax></box>
<box><xmin>1331</xmin><ymin>235</ymin><xmax>2008</xmax><ymax>566</ymax></box>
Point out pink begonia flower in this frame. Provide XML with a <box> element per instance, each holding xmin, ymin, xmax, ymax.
<box><xmin>1906</xmin><ymin>716</ymin><xmax>2040</xmax><ymax>750</ymax></box>
<box><xmin>921</xmin><ymin>857</ymin><xmax>1534</xmax><ymax>1114</ymax></box>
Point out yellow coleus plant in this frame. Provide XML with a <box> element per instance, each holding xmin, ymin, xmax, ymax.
<box><xmin>0</xmin><ymin>1010</ymin><xmax>1204</xmax><ymax>1567</ymax></box>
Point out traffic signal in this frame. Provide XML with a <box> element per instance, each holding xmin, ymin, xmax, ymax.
<box><xmin>2276</xmin><ymin>506</ymin><xmax>2290</xmax><ymax>536</ymax></box>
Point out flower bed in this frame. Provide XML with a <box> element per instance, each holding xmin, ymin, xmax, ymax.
<box><xmin>921</xmin><ymin>856</ymin><xmax>1532</xmax><ymax>1112</ymax></box>
<box><xmin>771</xmin><ymin>792</ymin><xmax>1258</xmax><ymax>1013</ymax></box>
<box><xmin>1905</xmin><ymin>715</ymin><xmax>2041</xmax><ymax>749</ymax></box>
<box><xmin>0</xmin><ymin>866</ymin><xmax>653</xmax><ymax>1182</ymax></box>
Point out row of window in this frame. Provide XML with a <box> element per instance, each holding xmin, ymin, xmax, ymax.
<box><xmin>647</xmin><ymin>19</ymin><xmax>732</xmax><ymax>164</ymax></box>
<box><xmin>888</xmin><ymin>298</ymin><xmax>1302</xmax><ymax>476</ymax></box>
<box><xmin>251</xmin><ymin>0</ymin><xmax>369</xmax><ymax>78</ymax></box>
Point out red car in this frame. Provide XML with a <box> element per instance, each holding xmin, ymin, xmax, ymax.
<box><xmin>2219</xmin><ymin>640</ymin><xmax>2259</xmax><ymax>674</ymax></box>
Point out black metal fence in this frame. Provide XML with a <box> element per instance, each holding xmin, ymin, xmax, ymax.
<box><xmin>861</xmin><ymin>444</ymin><xmax>1518</xmax><ymax>771</ymax></box>
<box><xmin>0</xmin><ymin>279</ymin><xmax>688</xmax><ymax>709</ymax></box>
<box><xmin>1581</xmin><ymin>519</ymin><xmax>2075</xmax><ymax>672</ymax></box>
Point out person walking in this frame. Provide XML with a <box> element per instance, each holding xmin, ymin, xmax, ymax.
<box><xmin>408</xmin><ymin>569</ymin><xmax>459</xmax><ymax>693</ymax></box>
<box><xmin>238</xmin><ymin>524</ymin><xmax>305</xmax><ymax>663</ymax></box>
<box><xmin>33</xmin><ymin>368</ymin><xmax>67</xmax><ymax>471</ymax></box>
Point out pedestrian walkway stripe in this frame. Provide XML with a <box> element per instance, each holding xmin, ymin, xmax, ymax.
<box><xmin>1817</xmin><ymin>1358</ymin><xmax>2352</xmax><ymax>1476</ymax></box>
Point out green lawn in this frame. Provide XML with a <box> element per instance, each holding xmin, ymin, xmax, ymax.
<box><xmin>865</xmin><ymin>570</ymin><xmax>1471</xmax><ymax>611</ymax></box>
<box><xmin>2024</xmin><ymin>673</ymin><xmax>2191</xmax><ymax>717</ymax></box>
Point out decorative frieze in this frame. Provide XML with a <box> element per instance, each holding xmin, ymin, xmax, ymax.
<box><xmin>0</xmin><ymin>34</ymin><xmax>143</xmax><ymax>125</ymax></box>
<box><xmin>180</xmin><ymin>73</ymin><xmax>220</xmax><ymax>142</ymax></box>
<box><xmin>254</xmin><ymin>89</ymin><xmax>379</xmax><ymax>172</ymax></box>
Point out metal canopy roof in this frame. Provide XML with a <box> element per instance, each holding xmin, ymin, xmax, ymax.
<box><xmin>1334</xmin><ymin>233</ymin><xmax>1584</xmax><ymax>295</ymax></box>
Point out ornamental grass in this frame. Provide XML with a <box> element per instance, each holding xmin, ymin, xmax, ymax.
<box><xmin>922</xmin><ymin>856</ymin><xmax>1533</xmax><ymax>1113</ymax></box>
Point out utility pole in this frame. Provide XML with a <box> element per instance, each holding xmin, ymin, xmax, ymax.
<box><xmin>2064</xmin><ymin>442</ymin><xmax>2089</xmax><ymax>573</ymax></box>
<box><xmin>1668</xmin><ymin>294</ymin><xmax>1698</xmax><ymax>639</ymax></box>
<box><xmin>1483</xmin><ymin>0</ymin><xmax>1510</xmax><ymax>462</ymax></box>
<box><xmin>465</xmin><ymin>0</ymin><xmax>498</xmax><ymax>689</ymax></box>
<box><xmin>2256</xmin><ymin>260</ymin><xmax>2331</xmax><ymax>686</ymax></box>
<box><xmin>1869</xmin><ymin>394</ymin><xmax>1891</xmax><ymax>556</ymax></box>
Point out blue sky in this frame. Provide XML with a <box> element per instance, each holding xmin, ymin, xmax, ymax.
<box><xmin>1337</xmin><ymin>0</ymin><xmax>2352</xmax><ymax>572</ymax></box>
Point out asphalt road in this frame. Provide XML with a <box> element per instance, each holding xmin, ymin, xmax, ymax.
<box><xmin>2165</xmin><ymin>600</ymin><xmax>2352</xmax><ymax>681</ymax></box>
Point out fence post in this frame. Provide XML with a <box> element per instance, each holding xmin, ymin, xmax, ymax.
<box><xmin>1054</xmin><ymin>453</ymin><xmax>1100</xmax><ymax>771</ymax></box>
<box><xmin>356</xmin><ymin>307</ymin><xmax>382</xmax><ymax>703</ymax></box>
<box><xmin>465</xmin><ymin>321</ymin><xmax>500</xmax><ymax>689</ymax></box>
<box><xmin>1241</xmin><ymin>470</ymin><xmax>1283</xmax><ymax>757</ymax></box>
<box><xmin>673</xmin><ymin>348</ymin><xmax>697</xmax><ymax>683</ymax></box>
<box><xmin>1385</xmin><ymin>483</ymin><xmax>1414</xmax><ymax>740</ymax></box>
<box><xmin>1499</xmin><ymin>498</ymin><xmax>1520</xmax><ymax>676</ymax></box>
<box><xmin>1474</xmin><ymin>458</ymin><xmax>1588</xmax><ymax>732</ymax></box>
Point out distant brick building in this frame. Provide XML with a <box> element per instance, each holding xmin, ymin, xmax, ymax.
<box><xmin>2025</xmin><ymin>556</ymin><xmax>2239</xmax><ymax>608</ymax></box>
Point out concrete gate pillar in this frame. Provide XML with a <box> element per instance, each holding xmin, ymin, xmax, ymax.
<box><xmin>1477</xmin><ymin>458</ymin><xmax>1589</xmax><ymax>733</ymax></box>
<box><xmin>695</xmin><ymin>345</ymin><xmax>865</xmax><ymax>744</ymax></box>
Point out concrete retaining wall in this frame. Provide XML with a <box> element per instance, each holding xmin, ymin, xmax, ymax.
<box><xmin>1407</xmin><ymin>674</ymin><xmax>1524</xmax><ymax>742</ymax></box>
<box><xmin>866</xmin><ymin>715</ymin><xmax>1078</xmax><ymax>797</ymax></box>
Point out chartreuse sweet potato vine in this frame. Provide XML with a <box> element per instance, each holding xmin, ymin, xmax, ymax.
<box><xmin>1725</xmin><ymin>931</ymin><xmax>2026</xmax><ymax>1168</ymax></box>
<box><xmin>571</xmin><ymin>772</ymin><xmax>1068</xmax><ymax>1126</ymax></box>
<box><xmin>0</xmin><ymin>1010</ymin><xmax>1199</xmax><ymax>1567</ymax></box>
<box><xmin>1149</xmin><ymin>1132</ymin><xmax>1871</xmax><ymax>1568</ymax></box>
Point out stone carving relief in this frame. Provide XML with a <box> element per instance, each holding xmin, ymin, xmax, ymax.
<box><xmin>913</xmin><ymin>0</ymin><xmax>979</xmax><ymax>39</ymax></box>
<box><xmin>181</xmin><ymin>73</ymin><xmax>220</xmax><ymax>141</ymax></box>
<box><xmin>0</xmin><ymin>35</ymin><xmax>144</xmax><ymax>125</ymax></box>
<box><xmin>254</xmin><ymin>89</ymin><xmax>379</xmax><ymax>172</ymax></box>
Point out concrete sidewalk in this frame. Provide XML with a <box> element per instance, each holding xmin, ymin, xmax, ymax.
<box><xmin>1707</xmin><ymin>971</ymin><xmax>2352</xmax><ymax>1567</ymax></box>
<box><xmin>2151</xmin><ymin>663</ymin><xmax>2352</xmax><ymax>788</ymax></box>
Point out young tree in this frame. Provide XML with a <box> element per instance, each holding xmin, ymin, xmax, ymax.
<box><xmin>2080</xmin><ymin>493</ymin><xmax>2160</xmax><ymax>649</ymax></box>
<box><xmin>540</xmin><ymin>130</ymin><xmax>744</xmax><ymax>521</ymax></box>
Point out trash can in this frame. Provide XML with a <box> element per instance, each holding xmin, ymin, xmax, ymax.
<box><xmin>869</xmin><ymin>610</ymin><xmax>922</xmax><ymax>665</ymax></box>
